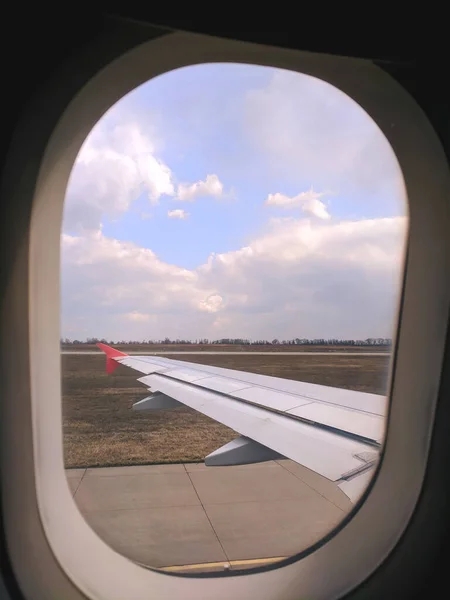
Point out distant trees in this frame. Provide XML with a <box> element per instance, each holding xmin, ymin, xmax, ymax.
<box><xmin>60</xmin><ymin>337</ymin><xmax>393</xmax><ymax>347</ymax></box>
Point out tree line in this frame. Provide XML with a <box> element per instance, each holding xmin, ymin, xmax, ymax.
<box><xmin>61</xmin><ymin>337</ymin><xmax>392</xmax><ymax>347</ymax></box>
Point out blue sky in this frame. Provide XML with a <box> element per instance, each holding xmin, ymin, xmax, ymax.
<box><xmin>61</xmin><ymin>63</ymin><xmax>407</xmax><ymax>341</ymax></box>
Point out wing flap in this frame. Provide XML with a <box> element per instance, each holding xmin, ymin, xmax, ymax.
<box><xmin>139</xmin><ymin>373</ymin><xmax>376</xmax><ymax>482</ymax></box>
<box><xmin>232</xmin><ymin>387</ymin><xmax>313</xmax><ymax>411</ymax></box>
<box><xmin>192</xmin><ymin>376</ymin><xmax>253</xmax><ymax>394</ymax></box>
<box><xmin>286</xmin><ymin>403</ymin><xmax>385</xmax><ymax>443</ymax></box>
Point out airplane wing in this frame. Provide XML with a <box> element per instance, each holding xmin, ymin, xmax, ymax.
<box><xmin>96</xmin><ymin>343</ymin><xmax>386</xmax><ymax>502</ymax></box>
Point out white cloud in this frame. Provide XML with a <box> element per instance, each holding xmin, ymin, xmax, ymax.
<box><xmin>177</xmin><ymin>174</ymin><xmax>224</xmax><ymax>202</ymax></box>
<box><xmin>61</xmin><ymin>215</ymin><xmax>407</xmax><ymax>341</ymax></box>
<box><xmin>63</xmin><ymin>112</ymin><xmax>228</xmax><ymax>233</ymax></box>
<box><xmin>265</xmin><ymin>188</ymin><xmax>330</xmax><ymax>220</ymax></box>
<box><xmin>199</xmin><ymin>294</ymin><xmax>224</xmax><ymax>313</ymax></box>
<box><xmin>63</xmin><ymin>118</ymin><xmax>175</xmax><ymax>232</ymax></box>
<box><xmin>167</xmin><ymin>209</ymin><xmax>189</xmax><ymax>220</ymax></box>
<box><xmin>245</xmin><ymin>71</ymin><xmax>406</xmax><ymax>207</ymax></box>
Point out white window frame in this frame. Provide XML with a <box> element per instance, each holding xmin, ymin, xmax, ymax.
<box><xmin>1</xmin><ymin>29</ymin><xmax>449</xmax><ymax>600</ymax></box>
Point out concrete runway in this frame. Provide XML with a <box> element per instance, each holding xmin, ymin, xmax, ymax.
<box><xmin>62</xmin><ymin>351</ymin><xmax>390</xmax><ymax>356</ymax></box>
<box><xmin>66</xmin><ymin>460</ymin><xmax>352</xmax><ymax>572</ymax></box>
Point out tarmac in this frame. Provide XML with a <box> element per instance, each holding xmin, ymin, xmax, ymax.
<box><xmin>66</xmin><ymin>460</ymin><xmax>353</xmax><ymax>572</ymax></box>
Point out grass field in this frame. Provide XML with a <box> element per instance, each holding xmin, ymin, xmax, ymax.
<box><xmin>62</xmin><ymin>353</ymin><xmax>391</xmax><ymax>468</ymax></box>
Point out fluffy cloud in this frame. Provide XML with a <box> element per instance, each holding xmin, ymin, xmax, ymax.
<box><xmin>177</xmin><ymin>174</ymin><xmax>224</xmax><ymax>202</ymax></box>
<box><xmin>199</xmin><ymin>294</ymin><xmax>224</xmax><ymax>313</ymax></box>
<box><xmin>167</xmin><ymin>209</ymin><xmax>189</xmax><ymax>220</ymax></box>
<box><xmin>63</xmin><ymin>119</ymin><xmax>175</xmax><ymax>232</ymax></box>
<box><xmin>61</xmin><ymin>215</ymin><xmax>407</xmax><ymax>341</ymax></box>
<box><xmin>61</xmin><ymin>229</ymin><xmax>215</xmax><ymax>340</ymax></box>
<box><xmin>265</xmin><ymin>188</ymin><xmax>330</xmax><ymax>220</ymax></box>
<box><xmin>63</xmin><ymin>116</ymin><xmax>228</xmax><ymax>232</ymax></box>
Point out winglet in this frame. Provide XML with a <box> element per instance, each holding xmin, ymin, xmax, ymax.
<box><xmin>96</xmin><ymin>343</ymin><xmax>128</xmax><ymax>374</ymax></box>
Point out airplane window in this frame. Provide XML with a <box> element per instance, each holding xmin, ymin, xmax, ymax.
<box><xmin>60</xmin><ymin>63</ymin><xmax>408</xmax><ymax>574</ymax></box>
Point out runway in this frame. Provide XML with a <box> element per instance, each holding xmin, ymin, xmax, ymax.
<box><xmin>67</xmin><ymin>459</ymin><xmax>352</xmax><ymax>572</ymax></box>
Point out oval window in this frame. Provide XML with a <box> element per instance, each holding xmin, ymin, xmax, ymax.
<box><xmin>61</xmin><ymin>63</ymin><xmax>408</xmax><ymax>574</ymax></box>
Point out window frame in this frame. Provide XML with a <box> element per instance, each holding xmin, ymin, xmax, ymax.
<box><xmin>1</xmin><ymin>27</ymin><xmax>450</xmax><ymax>600</ymax></box>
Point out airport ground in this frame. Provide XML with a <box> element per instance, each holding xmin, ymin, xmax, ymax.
<box><xmin>63</xmin><ymin>350</ymin><xmax>390</xmax><ymax>571</ymax></box>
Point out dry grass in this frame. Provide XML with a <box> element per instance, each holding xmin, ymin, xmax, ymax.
<box><xmin>62</xmin><ymin>352</ymin><xmax>391</xmax><ymax>468</ymax></box>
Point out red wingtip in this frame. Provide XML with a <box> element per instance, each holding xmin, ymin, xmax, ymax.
<box><xmin>96</xmin><ymin>343</ymin><xmax>128</xmax><ymax>374</ymax></box>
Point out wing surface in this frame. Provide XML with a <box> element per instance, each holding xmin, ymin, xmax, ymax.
<box><xmin>97</xmin><ymin>343</ymin><xmax>386</xmax><ymax>501</ymax></box>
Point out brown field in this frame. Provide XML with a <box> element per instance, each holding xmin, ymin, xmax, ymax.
<box><xmin>62</xmin><ymin>353</ymin><xmax>391</xmax><ymax>469</ymax></box>
<box><xmin>61</xmin><ymin>343</ymin><xmax>390</xmax><ymax>353</ymax></box>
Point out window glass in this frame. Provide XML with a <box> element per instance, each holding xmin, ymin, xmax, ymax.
<box><xmin>61</xmin><ymin>63</ymin><xmax>407</xmax><ymax>574</ymax></box>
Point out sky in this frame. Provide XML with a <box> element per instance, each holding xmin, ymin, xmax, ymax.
<box><xmin>61</xmin><ymin>63</ymin><xmax>408</xmax><ymax>342</ymax></box>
